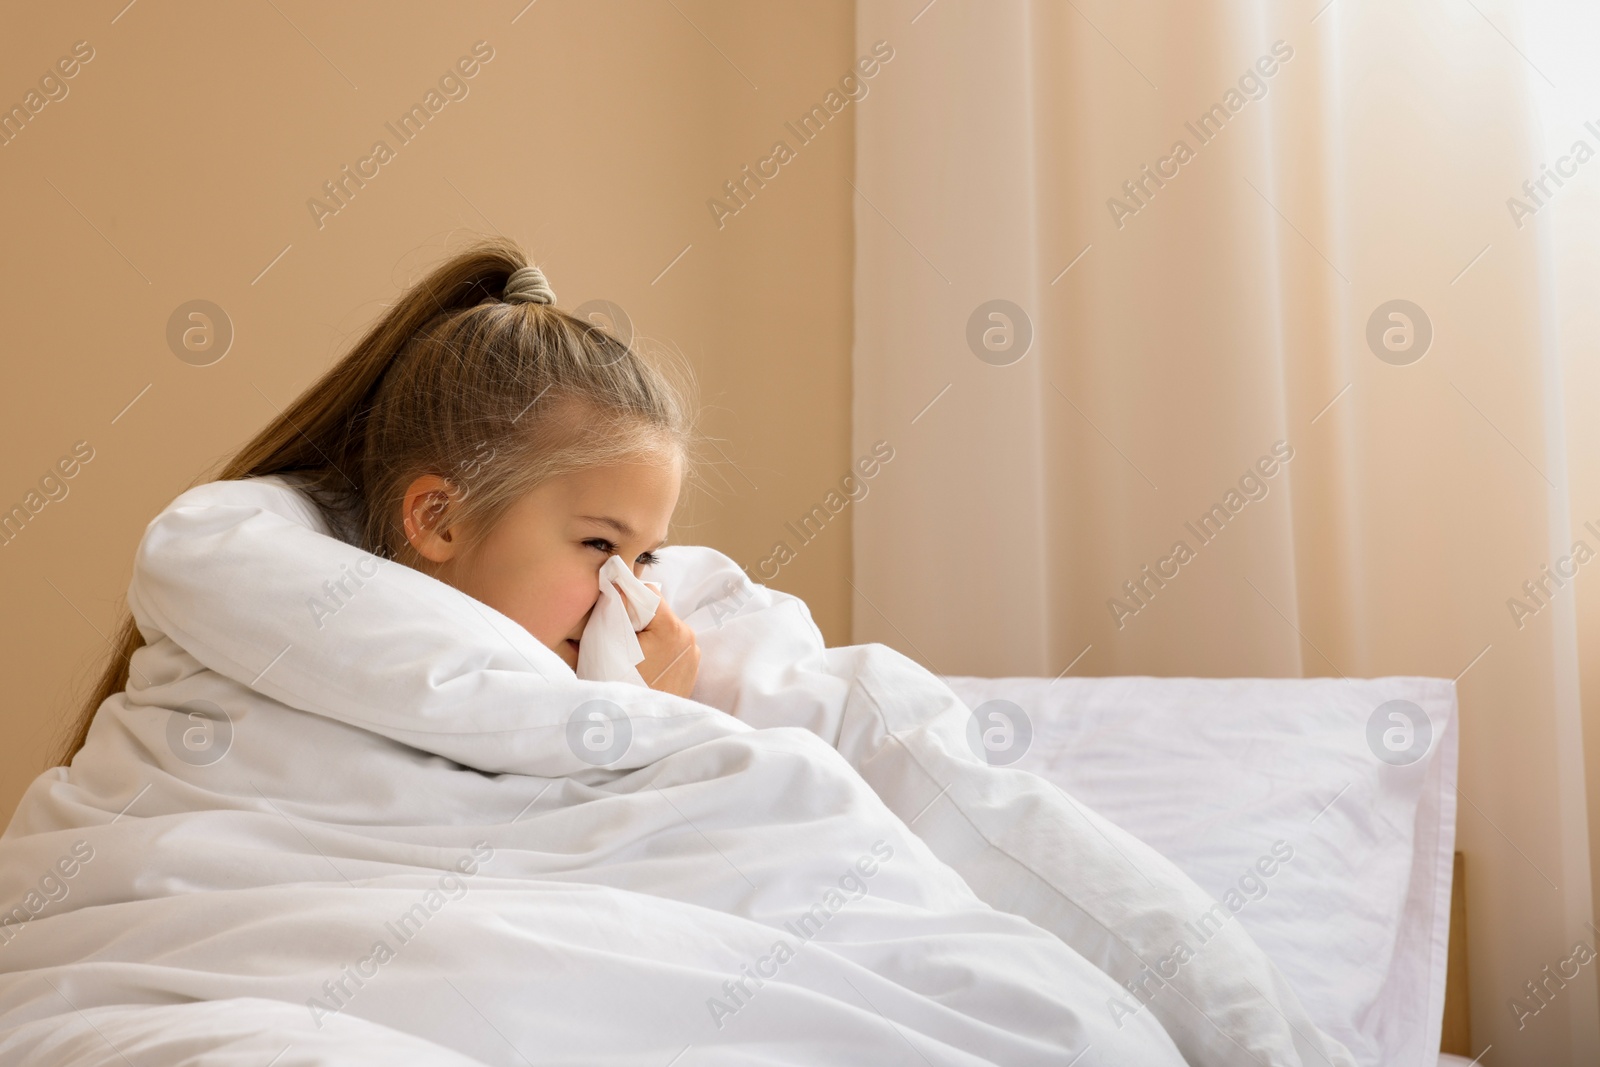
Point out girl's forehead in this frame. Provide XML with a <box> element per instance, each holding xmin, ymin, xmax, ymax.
<box><xmin>536</xmin><ymin>458</ymin><xmax>681</xmax><ymax>524</ymax></box>
<box><xmin>567</xmin><ymin>454</ymin><xmax>680</xmax><ymax>492</ymax></box>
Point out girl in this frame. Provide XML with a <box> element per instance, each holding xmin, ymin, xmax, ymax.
<box><xmin>58</xmin><ymin>236</ymin><xmax>702</xmax><ymax>764</ymax></box>
<box><xmin>13</xmin><ymin>237</ymin><xmax>1347</xmax><ymax>1066</ymax></box>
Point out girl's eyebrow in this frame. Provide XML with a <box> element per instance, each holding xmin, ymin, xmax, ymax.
<box><xmin>577</xmin><ymin>515</ymin><xmax>668</xmax><ymax>549</ymax></box>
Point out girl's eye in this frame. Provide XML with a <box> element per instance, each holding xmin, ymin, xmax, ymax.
<box><xmin>585</xmin><ymin>538</ymin><xmax>660</xmax><ymax>567</ymax></box>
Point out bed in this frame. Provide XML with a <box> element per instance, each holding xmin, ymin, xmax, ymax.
<box><xmin>939</xmin><ymin>673</ymin><xmax>1463</xmax><ymax>1067</ymax></box>
<box><xmin>0</xmin><ymin>475</ymin><xmax>1456</xmax><ymax>1063</ymax></box>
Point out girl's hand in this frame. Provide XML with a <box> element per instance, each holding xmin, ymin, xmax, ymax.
<box><xmin>636</xmin><ymin>595</ymin><xmax>700</xmax><ymax>698</ymax></box>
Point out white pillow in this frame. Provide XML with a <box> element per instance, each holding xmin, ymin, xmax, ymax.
<box><xmin>939</xmin><ymin>674</ymin><xmax>1457</xmax><ymax>1067</ymax></box>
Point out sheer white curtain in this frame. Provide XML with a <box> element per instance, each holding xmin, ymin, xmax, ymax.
<box><xmin>851</xmin><ymin>0</ymin><xmax>1600</xmax><ymax>1059</ymax></box>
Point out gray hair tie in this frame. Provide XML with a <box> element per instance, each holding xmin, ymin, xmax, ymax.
<box><xmin>503</xmin><ymin>265</ymin><xmax>556</xmax><ymax>306</ymax></box>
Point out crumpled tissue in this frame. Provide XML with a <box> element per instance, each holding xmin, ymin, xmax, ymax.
<box><xmin>574</xmin><ymin>554</ymin><xmax>662</xmax><ymax>686</ymax></box>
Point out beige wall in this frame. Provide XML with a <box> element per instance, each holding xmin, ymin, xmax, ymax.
<box><xmin>0</xmin><ymin>2</ymin><xmax>856</xmax><ymax>821</ymax></box>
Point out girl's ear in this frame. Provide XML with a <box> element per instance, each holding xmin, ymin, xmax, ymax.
<box><xmin>401</xmin><ymin>474</ymin><xmax>462</xmax><ymax>563</ymax></box>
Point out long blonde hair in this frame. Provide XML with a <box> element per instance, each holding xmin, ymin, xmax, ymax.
<box><xmin>56</xmin><ymin>234</ymin><xmax>699</xmax><ymax>764</ymax></box>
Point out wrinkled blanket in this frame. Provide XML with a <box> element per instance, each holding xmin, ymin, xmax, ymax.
<box><xmin>0</xmin><ymin>476</ymin><xmax>1354</xmax><ymax>1066</ymax></box>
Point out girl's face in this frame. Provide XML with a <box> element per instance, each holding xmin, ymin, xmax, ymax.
<box><xmin>406</xmin><ymin>453</ymin><xmax>683</xmax><ymax>671</ymax></box>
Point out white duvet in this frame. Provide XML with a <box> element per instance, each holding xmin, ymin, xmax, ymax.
<box><xmin>0</xmin><ymin>476</ymin><xmax>1356</xmax><ymax>1066</ymax></box>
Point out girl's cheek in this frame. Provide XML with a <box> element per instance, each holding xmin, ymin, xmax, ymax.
<box><xmin>561</xmin><ymin>579</ymin><xmax>599</xmax><ymax>621</ymax></box>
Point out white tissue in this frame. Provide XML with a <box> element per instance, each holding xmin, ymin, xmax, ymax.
<box><xmin>574</xmin><ymin>554</ymin><xmax>662</xmax><ymax>686</ymax></box>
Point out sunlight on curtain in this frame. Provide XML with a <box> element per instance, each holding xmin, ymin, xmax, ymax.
<box><xmin>852</xmin><ymin>0</ymin><xmax>1600</xmax><ymax>1059</ymax></box>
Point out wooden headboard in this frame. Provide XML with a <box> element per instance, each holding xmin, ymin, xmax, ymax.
<box><xmin>1440</xmin><ymin>850</ymin><xmax>1470</xmax><ymax>1054</ymax></box>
